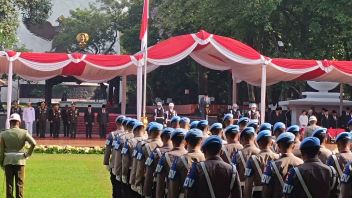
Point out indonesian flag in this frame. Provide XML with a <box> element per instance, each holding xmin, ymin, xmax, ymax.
<box><xmin>139</xmin><ymin>0</ymin><xmax>149</xmax><ymax>52</ymax></box>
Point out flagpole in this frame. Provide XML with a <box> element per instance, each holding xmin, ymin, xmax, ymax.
<box><xmin>142</xmin><ymin>30</ymin><xmax>148</xmax><ymax>119</ymax></box>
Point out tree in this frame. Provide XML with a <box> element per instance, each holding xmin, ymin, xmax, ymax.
<box><xmin>0</xmin><ymin>0</ymin><xmax>52</xmax><ymax>50</ymax></box>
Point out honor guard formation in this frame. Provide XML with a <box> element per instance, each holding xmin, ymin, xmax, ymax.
<box><xmin>104</xmin><ymin>114</ymin><xmax>352</xmax><ymax>198</ymax></box>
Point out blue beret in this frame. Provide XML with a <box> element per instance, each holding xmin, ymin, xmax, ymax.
<box><xmin>273</xmin><ymin>122</ymin><xmax>286</xmax><ymax>132</ymax></box>
<box><xmin>256</xmin><ymin>130</ymin><xmax>272</xmax><ymax>141</ymax></box>
<box><xmin>312</xmin><ymin>128</ymin><xmax>327</xmax><ymax>137</ymax></box>
<box><xmin>171</xmin><ymin>128</ymin><xmax>187</xmax><ymax>139</ymax></box>
<box><xmin>115</xmin><ymin>115</ymin><xmax>126</xmax><ymax>123</ymax></box>
<box><xmin>161</xmin><ymin>127</ymin><xmax>174</xmax><ymax>136</ymax></box>
<box><xmin>197</xmin><ymin>120</ymin><xmax>209</xmax><ymax>128</ymax></box>
<box><xmin>132</xmin><ymin>121</ymin><xmax>144</xmax><ymax>131</ymax></box>
<box><xmin>223</xmin><ymin>113</ymin><xmax>234</xmax><ymax>121</ymax></box>
<box><xmin>122</xmin><ymin>117</ymin><xmax>130</xmax><ymax>125</ymax></box>
<box><xmin>276</xmin><ymin>132</ymin><xmax>295</xmax><ymax>143</ymax></box>
<box><xmin>247</xmin><ymin>121</ymin><xmax>258</xmax><ymax>129</ymax></box>
<box><xmin>210</xmin><ymin>123</ymin><xmax>223</xmax><ymax>132</ymax></box>
<box><xmin>185</xmin><ymin>128</ymin><xmax>203</xmax><ymax>140</ymax></box>
<box><xmin>242</xmin><ymin>127</ymin><xmax>255</xmax><ymax>135</ymax></box>
<box><xmin>201</xmin><ymin>135</ymin><xmax>222</xmax><ymax>150</ymax></box>
<box><xmin>259</xmin><ymin>123</ymin><xmax>272</xmax><ymax>131</ymax></box>
<box><xmin>300</xmin><ymin>137</ymin><xmax>320</xmax><ymax>149</ymax></box>
<box><xmin>286</xmin><ymin>125</ymin><xmax>300</xmax><ymax>134</ymax></box>
<box><xmin>238</xmin><ymin>117</ymin><xmax>249</xmax><ymax>125</ymax></box>
<box><xmin>190</xmin><ymin>121</ymin><xmax>199</xmax><ymax>129</ymax></box>
<box><xmin>149</xmin><ymin>123</ymin><xmax>163</xmax><ymax>132</ymax></box>
<box><xmin>224</xmin><ymin>125</ymin><xmax>240</xmax><ymax>134</ymax></box>
<box><xmin>127</xmin><ymin>119</ymin><xmax>137</xmax><ymax>127</ymax></box>
<box><xmin>180</xmin><ymin>117</ymin><xmax>190</xmax><ymax>124</ymax></box>
<box><xmin>336</xmin><ymin>132</ymin><xmax>352</xmax><ymax>142</ymax></box>
<box><xmin>170</xmin><ymin>116</ymin><xmax>181</xmax><ymax>123</ymax></box>
<box><xmin>348</xmin><ymin>119</ymin><xmax>352</xmax><ymax>126</ymax></box>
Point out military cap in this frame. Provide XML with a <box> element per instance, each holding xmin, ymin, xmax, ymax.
<box><xmin>238</xmin><ymin>117</ymin><xmax>249</xmax><ymax>125</ymax></box>
<box><xmin>286</xmin><ymin>125</ymin><xmax>300</xmax><ymax>135</ymax></box>
<box><xmin>276</xmin><ymin>132</ymin><xmax>295</xmax><ymax>143</ymax></box>
<box><xmin>197</xmin><ymin>120</ymin><xmax>209</xmax><ymax>128</ymax></box>
<box><xmin>185</xmin><ymin>128</ymin><xmax>203</xmax><ymax>141</ymax></box>
<box><xmin>259</xmin><ymin>123</ymin><xmax>272</xmax><ymax>131</ymax></box>
<box><xmin>122</xmin><ymin>117</ymin><xmax>130</xmax><ymax>125</ymax></box>
<box><xmin>148</xmin><ymin>123</ymin><xmax>163</xmax><ymax>133</ymax></box>
<box><xmin>115</xmin><ymin>115</ymin><xmax>126</xmax><ymax>123</ymax></box>
<box><xmin>132</xmin><ymin>121</ymin><xmax>144</xmax><ymax>131</ymax></box>
<box><xmin>161</xmin><ymin>127</ymin><xmax>175</xmax><ymax>136</ymax></box>
<box><xmin>146</xmin><ymin>122</ymin><xmax>157</xmax><ymax>132</ymax></box>
<box><xmin>348</xmin><ymin>119</ymin><xmax>352</xmax><ymax>126</ymax></box>
<box><xmin>223</xmin><ymin>113</ymin><xmax>234</xmax><ymax>121</ymax></box>
<box><xmin>273</xmin><ymin>122</ymin><xmax>286</xmax><ymax>132</ymax></box>
<box><xmin>201</xmin><ymin>135</ymin><xmax>222</xmax><ymax>151</ymax></box>
<box><xmin>242</xmin><ymin>127</ymin><xmax>255</xmax><ymax>135</ymax></box>
<box><xmin>247</xmin><ymin>121</ymin><xmax>258</xmax><ymax>129</ymax></box>
<box><xmin>190</xmin><ymin>121</ymin><xmax>199</xmax><ymax>129</ymax></box>
<box><xmin>171</xmin><ymin>128</ymin><xmax>187</xmax><ymax>139</ymax></box>
<box><xmin>224</xmin><ymin>125</ymin><xmax>240</xmax><ymax>134</ymax></box>
<box><xmin>180</xmin><ymin>117</ymin><xmax>190</xmax><ymax>124</ymax></box>
<box><xmin>300</xmin><ymin>137</ymin><xmax>320</xmax><ymax>149</ymax></box>
<box><xmin>256</xmin><ymin>130</ymin><xmax>272</xmax><ymax>141</ymax></box>
<box><xmin>170</xmin><ymin>116</ymin><xmax>181</xmax><ymax>123</ymax></box>
<box><xmin>312</xmin><ymin>128</ymin><xmax>327</xmax><ymax>137</ymax></box>
<box><xmin>336</xmin><ymin>132</ymin><xmax>352</xmax><ymax>142</ymax></box>
<box><xmin>210</xmin><ymin>123</ymin><xmax>223</xmax><ymax>132</ymax></box>
<box><xmin>9</xmin><ymin>113</ymin><xmax>21</xmax><ymax>122</ymax></box>
<box><xmin>127</xmin><ymin>119</ymin><xmax>137</xmax><ymax>128</ymax></box>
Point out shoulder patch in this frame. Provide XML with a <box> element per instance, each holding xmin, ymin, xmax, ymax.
<box><xmin>245</xmin><ymin>158</ymin><xmax>253</xmax><ymax>177</ymax></box>
<box><xmin>341</xmin><ymin>162</ymin><xmax>352</xmax><ymax>183</ymax></box>
<box><xmin>283</xmin><ymin>168</ymin><xmax>295</xmax><ymax>195</ymax></box>
<box><xmin>183</xmin><ymin>162</ymin><xmax>197</xmax><ymax>188</ymax></box>
<box><xmin>168</xmin><ymin>157</ymin><xmax>179</xmax><ymax>180</ymax></box>
<box><xmin>261</xmin><ymin>161</ymin><xmax>273</xmax><ymax>185</ymax></box>
<box><xmin>231</xmin><ymin>151</ymin><xmax>238</xmax><ymax>165</ymax></box>
<box><xmin>326</xmin><ymin>155</ymin><xmax>334</xmax><ymax>166</ymax></box>
<box><xmin>155</xmin><ymin>155</ymin><xmax>166</xmax><ymax>173</ymax></box>
<box><xmin>145</xmin><ymin>152</ymin><xmax>155</xmax><ymax>167</ymax></box>
<box><xmin>121</xmin><ymin>142</ymin><xmax>129</xmax><ymax>155</ymax></box>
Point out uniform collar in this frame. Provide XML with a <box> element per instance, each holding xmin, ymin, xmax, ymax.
<box><xmin>243</xmin><ymin>144</ymin><xmax>255</xmax><ymax>148</ymax></box>
<box><xmin>280</xmin><ymin>153</ymin><xmax>295</xmax><ymax>158</ymax></box>
<box><xmin>188</xmin><ymin>149</ymin><xmax>202</xmax><ymax>154</ymax></box>
<box><xmin>304</xmin><ymin>158</ymin><xmax>321</xmax><ymax>163</ymax></box>
<box><xmin>260</xmin><ymin>148</ymin><xmax>272</xmax><ymax>153</ymax></box>
<box><xmin>206</xmin><ymin>156</ymin><xmax>223</xmax><ymax>161</ymax></box>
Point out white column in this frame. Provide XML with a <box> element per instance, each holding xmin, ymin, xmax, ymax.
<box><xmin>260</xmin><ymin>64</ymin><xmax>267</xmax><ymax>124</ymax></box>
<box><xmin>136</xmin><ymin>64</ymin><xmax>143</xmax><ymax>120</ymax></box>
<box><xmin>231</xmin><ymin>69</ymin><xmax>237</xmax><ymax>105</ymax></box>
<box><xmin>121</xmin><ymin>76</ymin><xmax>127</xmax><ymax>115</ymax></box>
<box><xmin>6</xmin><ymin>61</ymin><xmax>13</xmax><ymax>129</ymax></box>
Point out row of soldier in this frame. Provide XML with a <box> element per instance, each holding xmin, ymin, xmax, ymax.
<box><xmin>104</xmin><ymin>113</ymin><xmax>352</xmax><ymax>198</ymax></box>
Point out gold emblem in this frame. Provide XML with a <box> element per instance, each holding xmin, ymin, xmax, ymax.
<box><xmin>76</xmin><ymin>33</ymin><xmax>89</xmax><ymax>49</ymax></box>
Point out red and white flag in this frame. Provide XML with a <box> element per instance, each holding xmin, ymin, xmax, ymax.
<box><xmin>140</xmin><ymin>0</ymin><xmax>149</xmax><ymax>52</ymax></box>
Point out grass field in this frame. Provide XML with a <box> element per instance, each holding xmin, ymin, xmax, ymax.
<box><xmin>0</xmin><ymin>154</ymin><xmax>111</xmax><ymax>198</ymax></box>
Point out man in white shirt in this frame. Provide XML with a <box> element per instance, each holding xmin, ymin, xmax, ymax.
<box><xmin>23</xmin><ymin>102</ymin><xmax>36</xmax><ymax>136</ymax></box>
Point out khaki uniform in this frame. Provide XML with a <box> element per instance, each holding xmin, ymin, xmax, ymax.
<box><xmin>244</xmin><ymin>149</ymin><xmax>279</xmax><ymax>198</ymax></box>
<box><xmin>283</xmin><ymin>158</ymin><xmax>338</xmax><ymax>198</ymax></box>
<box><xmin>327</xmin><ymin>151</ymin><xmax>352</xmax><ymax>180</ymax></box>
<box><xmin>0</xmin><ymin>127</ymin><xmax>36</xmax><ymax>198</ymax></box>
<box><xmin>262</xmin><ymin>153</ymin><xmax>303</xmax><ymax>198</ymax></box>
<box><xmin>233</xmin><ymin>144</ymin><xmax>260</xmax><ymax>186</ymax></box>
<box><xmin>135</xmin><ymin>138</ymin><xmax>163</xmax><ymax>195</ymax></box>
<box><xmin>340</xmin><ymin>162</ymin><xmax>352</xmax><ymax>198</ymax></box>
<box><xmin>221</xmin><ymin>142</ymin><xmax>243</xmax><ymax>164</ymax></box>
<box><xmin>113</xmin><ymin>132</ymin><xmax>134</xmax><ymax>179</ymax></box>
<box><xmin>318</xmin><ymin>145</ymin><xmax>333</xmax><ymax>164</ymax></box>
<box><xmin>155</xmin><ymin>147</ymin><xmax>187</xmax><ymax>198</ymax></box>
<box><xmin>143</xmin><ymin>145</ymin><xmax>173</xmax><ymax>198</ymax></box>
<box><xmin>168</xmin><ymin>150</ymin><xmax>205</xmax><ymax>198</ymax></box>
<box><xmin>184</xmin><ymin>156</ymin><xmax>242</xmax><ymax>198</ymax></box>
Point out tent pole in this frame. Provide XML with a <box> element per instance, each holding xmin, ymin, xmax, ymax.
<box><xmin>231</xmin><ymin>69</ymin><xmax>237</xmax><ymax>105</ymax></box>
<box><xmin>136</xmin><ymin>64</ymin><xmax>143</xmax><ymax>120</ymax></box>
<box><xmin>142</xmin><ymin>49</ymin><xmax>148</xmax><ymax>120</ymax></box>
<box><xmin>260</xmin><ymin>63</ymin><xmax>267</xmax><ymax>124</ymax></box>
<box><xmin>339</xmin><ymin>83</ymin><xmax>343</xmax><ymax>115</ymax></box>
<box><xmin>121</xmin><ymin>75</ymin><xmax>127</xmax><ymax>115</ymax></box>
<box><xmin>6</xmin><ymin>61</ymin><xmax>13</xmax><ymax>129</ymax></box>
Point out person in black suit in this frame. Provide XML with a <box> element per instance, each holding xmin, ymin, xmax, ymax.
<box><xmin>84</xmin><ymin>105</ymin><xmax>95</xmax><ymax>138</ymax></box>
<box><xmin>320</xmin><ymin>109</ymin><xmax>331</xmax><ymax>128</ymax></box>
<box><xmin>97</xmin><ymin>104</ymin><xmax>109</xmax><ymax>139</ymax></box>
<box><xmin>61</xmin><ymin>105</ymin><xmax>69</xmax><ymax>137</ymax></box>
<box><xmin>329</xmin><ymin>110</ymin><xmax>339</xmax><ymax>129</ymax></box>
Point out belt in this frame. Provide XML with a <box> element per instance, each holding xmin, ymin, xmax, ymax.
<box><xmin>5</xmin><ymin>152</ymin><xmax>24</xmax><ymax>156</ymax></box>
<box><xmin>252</xmin><ymin>186</ymin><xmax>263</xmax><ymax>192</ymax></box>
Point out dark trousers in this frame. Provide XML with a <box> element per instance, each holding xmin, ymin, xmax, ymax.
<box><xmin>99</xmin><ymin>124</ymin><xmax>107</xmax><ymax>139</ymax></box>
<box><xmin>36</xmin><ymin>121</ymin><xmax>39</xmax><ymax>137</ymax></box>
<box><xmin>63</xmin><ymin>122</ymin><xmax>69</xmax><ymax>137</ymax></box>
<box><xmin>49</xmin><ymin>122</ymin><xmax>53</xmax><ymax>137</ymax></box>
<box><xmin>53</xmin><ymin>121</ymin><xmax>60</xmax><ymax>138</ymax></box>
<box><xmin>252</xmin><ymin>191</ymin><xmax>262</xmax><ymax>198</ymax></box>
<box><xmin>110</xmin><ymin>172</ymin><xmax>121</xmax><ymax>198</ymax></box>
<box><xmin>38</xmin><ymin>120</ymin><xmax>46</xmax><ymax>138</ymax></box>
<box><xmin>70</xmin><ymin>122</ymin><xmax>77</xmax><ymax>138</ymax></box>
<box><xmin>5</xmin><ymin>165</ymin><xmax>25</xmax><ymax>198</ymax></box>
<box><xmin>86</xmin><ymin>124</ymin><xmax>93</xmax><ymax>138</ymax></box>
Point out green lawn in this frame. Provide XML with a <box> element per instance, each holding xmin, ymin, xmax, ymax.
<box><xmin>0</xmin><ymin>154</ymin><xmax>111</xmax><ymax>198</ymax></box>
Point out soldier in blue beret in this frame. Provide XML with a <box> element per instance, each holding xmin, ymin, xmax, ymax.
<box><xmin>260</xmin><ymin>123</ymin><xmax>272</xmax><ymax>131</ymax></box>
<box><xmin>326</xmin><ymin>132</ymin><xmax>352</xmax><ymax>186</ymax></box>
<box><xmin>190</xmin><ymin>121</ymin><xmax>199</xmax><ymax>129</ymax></box>
<box><xmin>209</xmin><ymin>123</ymin><xmax>225</xmax><ymax>143</ymax></box>
<box><xmin>233</xmin><ymin>127</ymin><xmax>260</xmax><ymax>188</ymax></box>
<box><xmin>311</xmin><ymin>128</ymin><xmax>332</xmax><ymax>163</ymax></box>
<box><xmin>180</xmin><ymin>117</ymin><xmax>191</xmax><ymax>130</ymax></box>
<box><xmin>168</xmin><ymin>129</ymin><xmax>205</xmax><ymax>198</ymax></box>
<box><xmin>273</xmin><ymin>122</ymin><xmax>286</xmax><ymax>138</ymax></box>
<box><xmin>244</xmin><ymin>130</ymin><xmax>279</xmax><ymax>198</ymax></box>
<box><xmin>247</xmin><ymin>121</ymin><xmax>259</xmax><ymax>133</ymax></box>
<box><xmin>155</xmin><ymin>128</ymin><xmax>187</xmax><ymax>198</ymax></box>
<box><xmin>170</xmin><ymin>116</ymin><xmax>181</xmax><ymax>129</ymax></box>
<box><xmin>238</xmin><ymin>117</ymin><xmax>250</xmax><ymax>131</ymax></box>
<box><xmin>223</xmin><ymin>113</ymin><xmax>234</xmax><ymax>128</ymax></box>
<box><xmin>221</xmin><ymin>125</ymin><xmax>243</xmax><ymax>164</ymax></box>
<box><xmin>283</xmin><ymin>137</ymin><xmax>338</xmax><ymax>198</ymax></box>
<box><xmin>184</xmin><ymin>135</ymin><xmax>242</xmax><ymax>197</ymax></box>
<box><xmin>197</xmin><ymin>120</ymin><xmax>210</xmax><ymax>139</ymax></box>
<box><xmin>286</xmin><ymin>125</ymin><xmax>302</xmax><ymax>158</ymax></box>
<box><xmin>262</xmin><ymin>132</ymin><xmax>303</xmax><ymax>198</ymax></box>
